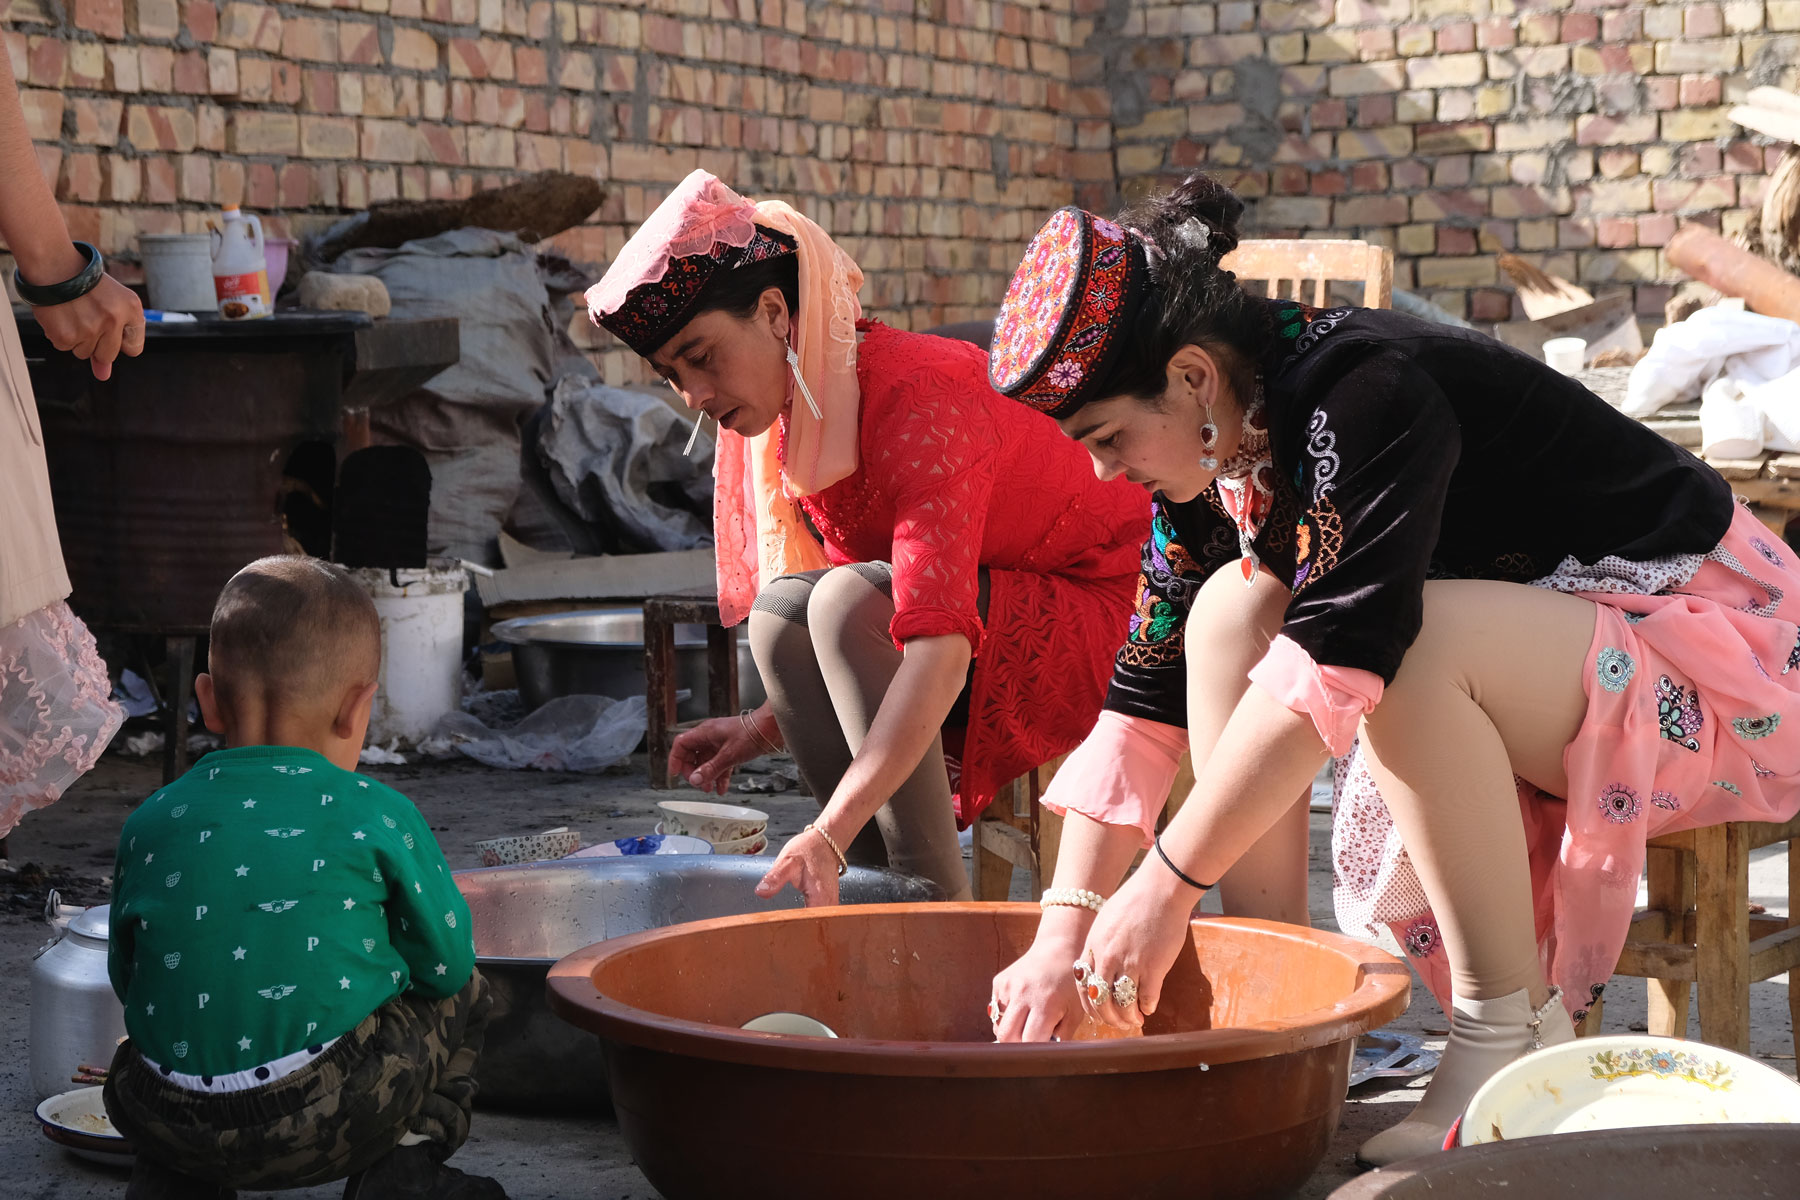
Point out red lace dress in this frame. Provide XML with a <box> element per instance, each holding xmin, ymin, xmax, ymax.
<box><xmin>796</xmin><ymin>322</ymin><xmax>1150</xmax><ymax>824</ymax></box>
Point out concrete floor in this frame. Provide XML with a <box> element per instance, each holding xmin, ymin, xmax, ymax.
<box><xmin>3</xmin><ymin>753</ymin><xmax>1792</xmax><ymax>1199</ymax></box>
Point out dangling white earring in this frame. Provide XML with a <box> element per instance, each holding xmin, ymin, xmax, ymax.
<box><xmin>787</xmin><ymin>345</ymin><xmax>823</xmax><ymax>420</ymax></box>
<box><xmin>1199</xmin><ymin>404</ymin><xmax>1219</xmax><ymax>472</ymax></box>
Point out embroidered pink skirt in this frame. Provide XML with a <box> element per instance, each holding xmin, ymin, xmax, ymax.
<box><xmin>0</xmin><ymin>601</ymin><xmax>122</xmax><ymax>838</ymax></box>
<box><xmin>1337</xmin><ymin>504</ymin><xmax>1800</xmax><ymax>1021</ymax></box>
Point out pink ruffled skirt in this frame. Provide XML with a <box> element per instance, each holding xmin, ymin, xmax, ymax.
<box><xmin>0</xmin><ymin>601</ymin><xmax>122</xmax><ymax>838</ymax></box>
<box><xmin>1336</xmin><ymin>504</ymin><xmax>1800</xmax><ymax>1021</ymax></box>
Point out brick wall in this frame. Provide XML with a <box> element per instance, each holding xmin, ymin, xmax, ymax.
<box><xmin>5</xmin><ymin>0</ymin><xmax>1786</xmax><ymax>370</ymax></box>
<box><xmin>1092</xmin><ymin>0</ymin><xmax>1798</xmax><ymax>322</ymax></box>
<box><xmin>3</xmin><ymin>0</ymin><xmax>1081</xmax><ymax>385</ymax></box>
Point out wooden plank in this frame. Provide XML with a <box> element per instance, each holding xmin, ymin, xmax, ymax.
<box><xmin>1616</xmin><ymin>942</ymin><xmax>1698</xmax><ymax>981</ymax></box>
<box><xmin>1644</xmin><ymin>846</ymin><xmax>1693</xmax><ymax>1038</ymax></box>
<box><xmin>1693</xmin><ymin>822</ymin><xmax>1752</xmax><ymax>1053</ymax></box>
<box><xmin>1223</xmin><ymin>240</ymin><xmax>1392</xmax><ymax>310</ymax></box>
<box><xmin>644</xmin><ymin>610</ymin><xmax>679</xmax><ymax>790</ymax></box>
<box><xmin>1747</xmin><ymin>923</ymin><xmax>1800</xmax><ymax>980</ymax></box>
<box><xmin>1704</xmin><ymin>456</ymin><xmax>1769</xmax><ymax>481</ymax></box>
<box><xmin>473</xmin><ymin>549</ymin><xmax>714</xmax><ymax>607</ymax></box>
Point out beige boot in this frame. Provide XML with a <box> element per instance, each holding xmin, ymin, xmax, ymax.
<box><xmin>1358</xmin><ymin>985</ymin><xmax>1575</xmax><ymax>1167</ymax></box>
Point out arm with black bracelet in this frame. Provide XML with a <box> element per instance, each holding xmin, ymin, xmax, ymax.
<box><xmin>0</xmin><ymin>52</ymin><xmax>142</xmax><ymax>380</ymax></box>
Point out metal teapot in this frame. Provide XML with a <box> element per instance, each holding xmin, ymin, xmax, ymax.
<box><xmin>29</xmin><ymin>891</ymin><xmax>126</xmax><ymax>1100</ymax></box>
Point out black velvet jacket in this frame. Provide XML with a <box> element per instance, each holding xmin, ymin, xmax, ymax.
<box><xmin>1106</xmin><ymin>300</ymin><xmax>1734</xmax><ymax>725</ymax></box>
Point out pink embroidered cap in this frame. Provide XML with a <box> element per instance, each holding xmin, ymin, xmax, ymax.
<box><xmin>585</xmin><ymin>170</ymin><xmax>799</xmax><ymax>358</ymax></box>
<box><xmin>989</xmin><ymin>206</ymin><xmax>1151</xmax><ymax>419</ymax></box>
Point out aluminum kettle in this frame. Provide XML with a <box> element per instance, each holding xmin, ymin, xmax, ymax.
<box><xmin>30</xmin><ymin>891</ymin><xmax>126</xmax><ymax>1100</ymax></box>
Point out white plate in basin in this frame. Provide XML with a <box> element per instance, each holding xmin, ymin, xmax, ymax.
<box><xmin>1461</xmin><ymin>1034</ymin><xmax>1800</xmax><ymax>1145</ymax></box>
<box><xmin>36</xmin><ymin>1086</ymin><xmax>135</xmax><ymax>1166</ymax></box>
<box><xmin>565</xmin><ymin>833</ymin><xmax>713</xmax><ymax>858</ymax></box>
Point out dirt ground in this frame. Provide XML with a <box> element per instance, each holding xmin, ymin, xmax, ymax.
<box><xmin>3</xmin><ymin>752</ymin><xmax>1792</xmax><ymax>1199</ymax></box>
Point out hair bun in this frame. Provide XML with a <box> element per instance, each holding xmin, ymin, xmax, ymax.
<box><xmin>1150</xmin><ymin>174</ymin><xmax>1244</xmax><ymax>260</ymax></box>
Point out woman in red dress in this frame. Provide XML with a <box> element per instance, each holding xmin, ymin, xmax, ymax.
<box><xmin>586</xmin><ymin>172</ymin><xmax>1149</xmax><ymax>902</ymax></box>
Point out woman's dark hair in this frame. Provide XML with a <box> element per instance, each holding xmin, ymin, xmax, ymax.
<box><xmin>688</xmin><ymin>247</ymin><xmax>800</xmax><ymax>328</ymax></box>
<box><xmin>1107</xmin><ymin>174</ymin><xmax>1271</xmax><ymax>404</ymax></box>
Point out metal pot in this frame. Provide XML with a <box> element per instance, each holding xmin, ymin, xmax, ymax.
<box><xmin>491</xmin><ymin>609</ymin><xmax>766</xmax><ymax>719</ymax></box>
<box><xmin>456</xmin><ymin>857</ymin><xmax>941</xmax><ymax>1111</ymax></box>
<box><xmin>30</xmin><ymin>895</ymin><xmax>127</xmax><ymax>1101</ymax></box>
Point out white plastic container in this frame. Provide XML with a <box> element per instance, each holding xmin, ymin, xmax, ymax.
<box><xmin>138</xmin><ymin>234</ymin><xmax>216</xmax><ymax>312</ymax></box>
<box><xmin>1543</xmin><ymin>336</ymin><xmax>1587</xmax><ymax>375</ymax></box>
<box><xmin>348</xmin><ymin>560</ymin><xmax>469</xmax><ymax>746</ymax></box>
<box><xmin>210</xmin><ymin>205</ymin><xmax>271</xmax><ymax>320</ymax></box>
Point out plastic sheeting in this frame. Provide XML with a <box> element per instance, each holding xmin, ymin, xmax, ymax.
<box><xmin>430</xmin><ymin>693</ymin><xmax>648</xmax><ymax>772</ymax></box>
<box><xmin>535</xmin><ymin>377</ymin><xmax>715</xmax><ymax>552</ymax></box>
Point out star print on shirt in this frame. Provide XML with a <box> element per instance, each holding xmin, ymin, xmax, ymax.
<box><xmin>242</xmin><ymin>799</ymin><xmax>256</xmax><ymax>809</ymax></box>
<box><xmin>352</xmin><ymin>831</ymin><xmax>366</xmax><ymax>840</ymax></box>
<box><xmin>339</xmin><ymin>977</ymin><xmax>351</xmax><ymax>989</ymax></box>
<box><xmin>343</xmin><ymin>898</ymin><xmax>356</xmax><ymax>910</ymax></box>
<box><xmin>235</xmin><ymin>865</ymin><xmax>249</xmax><ymax>877</ymax></box>
<box><xmin>145</xmin><ymin>1003</ymin><xmax>154</xmax><ymax>1016</ymax></box>
<box><xmin>434</xmin><ymin>963</ymin><xmax>447</xmax><ymax>976</ymax></box>
<box><xmin>238</xmin><ymin>1037</ymin><xmax>252</xmax><ymax>1051</ymax></box>
<box><xmin>143</xmin><ymin>853</ymin><xmax>154</xmax><ymax>864</ymax></box>
<box><xmin>232</xmin><ymin>947</ymin><xmax>246</xmax><ymax>961</ymax></box>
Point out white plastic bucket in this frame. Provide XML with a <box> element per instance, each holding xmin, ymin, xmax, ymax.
<box><xmin>348</xmin><ymin>559</ymin><xmax>468</xmax><ymax>746</ymax></box>
<box><xmin>138</xmin><ymin>234</ymin><xmax>216</xmax><ymax>312</ymax></box>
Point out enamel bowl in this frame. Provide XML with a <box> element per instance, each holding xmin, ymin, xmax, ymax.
<box><xmin>653</xmin><ymin>799</ymin><xmax>767</xmax><ymax>845</ymax></box>
<box><xmin>37</xmin><ymin>1086</ymin><xmax>134</xmax><ymax>1166</ymax></box>
<box><xmin>1460</xmin><ymin>1034</ymin><xmax>1800</xmax><ymax>1145</ymax></box>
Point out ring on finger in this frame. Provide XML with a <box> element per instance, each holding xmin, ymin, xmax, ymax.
<box><xmin>1113</xmin><ymin>973</ymin><xmax>1138</xmax><ymax>1011</ymax></box>
<box><xmin>987</xmin><ymin>995</ymin><xmax>1004</xmax><ymax>1025</ymax></box>
<box><xmin>1071</xmin><ymin>957</ymin><xmax>1111</xmax><ymax>1008</ymax></box>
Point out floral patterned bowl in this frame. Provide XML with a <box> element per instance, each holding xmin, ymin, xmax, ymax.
<box><xmin>1461</xmin><ymin>1034</ymin><xmax>1800</xmax><ymax>1145</ymax></box>
<box><xmin>476</xmin><ymin>829</ymin><xmax>583</xmax><ymax>867</ymax></box>
<box><xmin>653</xmin><ymin>800</ymin><xmax>768</xmax><ymax>845</ymax></box>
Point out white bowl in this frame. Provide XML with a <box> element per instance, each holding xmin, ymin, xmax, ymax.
<box><xmin>36</xmin><ymin>1086</ymin><xmax>134</xmax><ymax>1166</ymax></box>
<box><xmin>564</xmin><ymin>833</ymin><xmax>713</xmax><ymax>858</ymax></box>
<box><xmin>654</xmin><ymin>799</ymin><xmax>767</xmax><ymax>844</ymax></box>
<box><xmin>1461</xmin><ymin>1034</ymin><xmax>1800</xmax><ymax>1145</ymax></box>
<box><xmin>741</xmin><ymin>1011</ymin><xmax>838</xmax><ymax>1038</ymax></box>
<box><xmin>710</xmin><ymin>829</ymin><xmax>770</xmax><ymax>856</ymax></box>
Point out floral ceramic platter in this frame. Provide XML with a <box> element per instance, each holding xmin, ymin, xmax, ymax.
<box><xmin>1461</xmin><ymin>1034</ymin><xmax>1800</xmax><ymax>1145</ymax></box>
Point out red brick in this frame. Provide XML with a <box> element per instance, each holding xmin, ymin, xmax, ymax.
<box><xmin>132</xmin><ymin>0</ymin><xmax>180</xmax><ymax>38</ymax></box>
<box><xmin>127</xmin><ymin>104</ymin><xmax>198</xmax><ymax>152</ymax></box>
<box><xmin>172</xmin><ymin>50</ymin><xmax>207</xmax><ymax>94</ymax></box>
<box><xmin>58</xmin><ymin>153</ymin><xmax>103</xmax><ymax>203</ymax></box>
<box><xmin>1478</xmin><ymin>19</ymin><xmax>1516</xmax><ymax>49</ymax></box>
<box><xmin>104</xmin><ymin>155</ymin><xmax>141</xmax><ymax>203</ymax></box>
<box><xmin>1682</xmin><ymin>143</ymin><xmax>1724</xmax><ymax>176</ymax></box>
<box><xmin>69</xmin><ymin>43</ymin><xmax>106</xmax><ymax>88</ymax></box>
<box><xmin>1351</xmin><ymin>162</ymin><xmax>1389</xmax><ymax>191</ymax></box>
<box><xmin>1438</xmin><ymin>228</ymin><xmax>1478</xmax><ymax>255</ymax></box>
<box><xmin>279</xmin><ymin>162</ymin><xmax>310</xmax><ymax>208</ymax></box>
<box><xmin>1725</xmin><ymin>141</ymin><xmax>1764</xmax><ymax>173</ymax></box>
<box><xmin>1596</xmin><ymin>216</ymin><xmax>1637</xmax><ymax>247</ymax></box>
<box><xmin>1645</xmin><ymin>78</ymin><xmax>1679</xmax><ymax>110</ymax></box>
<box><xmin>1437</xmin><ymin>21</ymin><xmax>1476</xmax><ymax>52</ymax></box>
<box><xmin>361</xmin><ymin>117</ymin><xmax>419</xmax><ymax>162</ymax></box>
<box><xmin>18</xmin><ymin>89</ymin><xmax>63</xmax><ymax>141</ymax></box>
<box><xmin>299</xmin><ymin>115</ymin><xmax>357</xmax><ymax>158</ymax></box>
<box><xmin>419</xmin><ymin>123</ymin><xmax>464</xmax><ymax>165</ymax></box>
<box><xmin>144</xmin><ymin>155</ymin><xmax>178</xmax><ymax>205</ymax></box>
<box><xmin>178</xmin><ymin>153</ymin><xmax>210</xmax><ymax>202</ymax></box>
<box><xmin>1356</xmin><ymin>93</ymin><xmax>1395</xmax><ymax>126</ymax></box>
<box><xmin>245</xmin><ymin>161</ymin><xmax>277</xmax><ymax>210</ymax></box>
<box><xmin>1651</xmin><ymin>177</ymin><xmax>1737</xmax><ymax>211</ymax></box>
<box><xmin>1636</xmin><ymin>213</ymin><xmax>1677</xmax><ymax>246</ymax></box>
<box><xmin>1417</xmin><ymin>121</ymin><xmax>1493</xmax><ymax>154</ymax></box>
<box><xmin>207</xmin><ymin>46</ymin><xmax>237</xmax><ymax>94</ymax></box>
<box><xmin>72</xmin><ymin>97</ymin><xmax>125</xmax><ymax>146</ymax></box>
<box><xmin>27</xmin><ymin>38</ymin><xmax>65</xmax><ymax>87</ymax></box>
<box><xmin>392</xmin><ymin>27</ymin><xmax>437</xmax><ymax>71</ymax></box>
<box><xmin>218</xmin><ymin>1</ymin><xmax>280</xmax><ymax>51</ymax></box>
<box><xmin>1310</xmin><ymin>168</ymin><xmax>1347</xmax><ymax>195</ymax></box>
<box><xmin>558</xmin><ymin>50</ymin><xmax>595</xmax><ymax>91</ymax></box>
<box><xmin>183</xmin><ymin>0</ymin><xmax>215</xmax><ymax>42</ymax></box>
<box><xmin>516</xmin><ymin>45</ymin><xmax>548</xmax><ymax>86</ymax></box>
<box><xmin>75</xmin><ymin>0</ymin><xmax>126</xmax><ymax>38</ymax></box>
<box><xmin>341</xmin><ymin>20</ymin><xmax>382</xmax><ymax>66</ymax></box>
<box><xmin>1577</xmin><ymin>114</ymin><xmax>1658</xmax><ymax>146</ymax></box>
<box><xmin>1273</xmin><ymin>164</ymin><xmax>1311</xmax><ymax>194</ymax></box>
<box><xmin>1685</xmin><ymin>4</ymin><xmax>1724</xmax><ymax>36</ymax></box>
<box><xmin>281</xmin><ymin>17</ymin><xmax>337</xmax><ymax>62</ymax></box>
<box><xmin>1309</xmin><ymin>98</ymin><xmax>1349</xmax><ymax>128</ymax></box>
<box><xmin>1393</xmin><ymin>159</ymin><xmax>1431</xmax><ymax>190</ymax></box>
<box><xmin>1602</xmin><ymin>12</ymin><xmax>1641</xmax><ymax>40</ymax></box>
<box><xmin>1560</xmin><ymin>13</ymin><xmax>1598</xmax><ymax>41</ymax></box>
<box><xmin>138</xmin><ymin>46</ymin><xmax>172</xmax><ymax>92</ymax></box>
<box><xmin>301</xmin><ymin>67</ymin><xmax>337</xmax><ymax>113</ymax></box>
<box><xmin>1469</xmin><ymin>290</ymin><xmax>1513</xmax><ymax>321</ymax></box>
<box><xmin>229</xmin><ymin>111</ymin><xmax>299</xmax><ymax>155</ymax></box>
<box><xmin>1337</xmin><ymin>194</ymin><xmax>1410</xmax><ymax>224</ymax></box>
<box><xmin>1680</xmin><ymin>74</ymin><xmax>1723</xmax><ymax>106</ymax></box>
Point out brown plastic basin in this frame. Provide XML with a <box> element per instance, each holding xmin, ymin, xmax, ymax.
<box><xmin>547</xmin><ymin>903</ymin><xmax>1410</xmax><ymax>1200</ymax></box>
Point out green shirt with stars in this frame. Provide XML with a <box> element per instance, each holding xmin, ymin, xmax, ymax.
<box><xmin>108</xmin><ymin>745</ymin><xmax>475</xmax><ymax>1077</ymax></box>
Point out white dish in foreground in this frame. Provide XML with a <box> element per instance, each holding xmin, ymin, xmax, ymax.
<box><xmin>1462</xmin><ymin>1034</ymin><xmax>1800</xmax><ymax>1144</ymax></box>
<box><xmin>36</xmin><ymin>1086</ymin><xmax>135</xmax><ymax>1166</ymax></box>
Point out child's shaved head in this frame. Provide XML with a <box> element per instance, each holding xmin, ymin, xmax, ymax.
<box><xmin>209</xmin><ymin>557</ymin><xmax>381</xmax><ymax>712</ymax></box>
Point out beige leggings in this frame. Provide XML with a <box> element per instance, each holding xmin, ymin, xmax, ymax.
<box><xmin>748</xmin><ymin>564</ymin><xmax>974</xmax><ymax>900</ymax></box>
<box><xmin>1194</xmin><ymin>569</ymin><xmax>1594</xmax><ymax>1001</ymax></box>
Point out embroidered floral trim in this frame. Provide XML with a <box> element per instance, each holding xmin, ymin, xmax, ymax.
<box><xmin>1786</xmin><ymin>628</ymin><xmax>1800</xmax><ymax>676</ymax></box>
<box><xmin>1403</xmin><ymin>916</ymin><xmax>1442</xmax><ymax>958</ymax></box>
<box><xmin>1714</xmin><ymin>779</ymin><xmax>1743</xmax><ymax>796</ymax></box>
<box><xmin>1733</xmin><ymin>713</ymin><xmax>1781</xmax><ymax>740</ymax></box>
<box><xmin>1598</xmin><ymin>782</ymin><xmax>1641</xmax><ymax>823</ymax></box>
<box><xmin>1651</xmin><ymin>790</ymin><xmax>1681</xmax><ymax>811</ymax></box>
<box><xmin>1595</xmin><ymin>647</ymin><xmax>1635</xmax><ymax>693</ymax></box>
<box><xmin>1656</xmin><ymin>674</ymin><xmax>1703</xmax><ymax>752</ymax></box>
<box><xmin>1273</xmin><ymin>302</ymin><xmax>1354</xmax><ymax>373</ymax></box>
<box><xmin>1304</xmin><ymin>408</ymin><xmax>1340</xmax><ymax>504</ymax></box>
<box><xmin>1292</xmin><ymin>495</ymin><xmax>1343</xmax><ymax>594</ymax></box>
<box><xmin>1589</xmin><ymin>1046</ymin><xmax>1734</xmax><ymax>1090</ymax></box>
<box><xmin>1751</xmin><ymin>536</ymin><xmax>1786</xmax><ymax>567</ymax></box>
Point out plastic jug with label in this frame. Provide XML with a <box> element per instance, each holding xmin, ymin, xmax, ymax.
<box><xmin>210</xmin><ymin>205</ymin><xmax>271</xmax><ymax>320</ymax></box>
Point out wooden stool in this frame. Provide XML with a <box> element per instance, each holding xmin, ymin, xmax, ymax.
<box><xmin>972</xmin><ymin>758</ymin><xmax>1066</xmax><ymax>901</ymax></box>
<box><xmin>643</xmin><ymin>595</ymin><xmax>739</xmax><ymax>790</ymax></box>
<box><xmin>1582</xmin><ymin>813</ymin><xmax>1800</xmax><ymax>1060</ymax></box>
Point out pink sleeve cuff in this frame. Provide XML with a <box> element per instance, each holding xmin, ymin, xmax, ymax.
<box><xmin>1040</xmin><ymin>710</ymin><xmax>1187</xmax><ymax>849</ymax></box>
<box><xmin>1247</xmin><ymin>635</ymin><xmax>1384</xmax><ymax>756</ymax></box>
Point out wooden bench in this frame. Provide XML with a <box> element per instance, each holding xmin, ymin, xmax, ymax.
<box><xmin>642</xmin><ymin>594</ymin><xmax>739</xmax><ymax>790</ymax></box>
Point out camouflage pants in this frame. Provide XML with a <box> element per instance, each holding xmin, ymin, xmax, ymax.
<box><xmin>104</xmin><ymin>970</ymin><xmax>491</xmax><ymax>1192</ymax></box>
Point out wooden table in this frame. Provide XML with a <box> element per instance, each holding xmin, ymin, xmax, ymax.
<box><xmin>643</xmin><ymin>595</ymin><xmax>739</xmax><ymax>789</ymax></box>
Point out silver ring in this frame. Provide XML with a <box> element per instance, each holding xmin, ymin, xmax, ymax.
<box><xmin>1113</xmin><ymin>974</ymin><xmax>1138</xmax><ymax>1010</ymax></box>
<box><xmin>1072</xmin><ymin>957</ymin><xmax>1110</xmax><ymax>1008</ymax></box>
<box><xmin>987</xmin><ymin>995</ymin><xmax>1003</xmax><ymax>1025</ymax></box>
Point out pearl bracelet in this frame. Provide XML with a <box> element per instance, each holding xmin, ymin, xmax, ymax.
<box><xmin>1039</xmin><ymin>887</ymin><xmax>1105</xmax><ymax>914</ymax></box>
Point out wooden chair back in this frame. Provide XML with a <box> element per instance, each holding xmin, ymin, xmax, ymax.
<box><xmin>1221</xmin><ymin>239</ymin><xmax>1395</xmax><ymax>309</ymax></box>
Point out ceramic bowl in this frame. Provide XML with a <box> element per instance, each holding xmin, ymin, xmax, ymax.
<box><xmin>476</xmin><ymin>829</ymin><xmax>582</xmax><ymax>867</ymax></box>
<box><xmin>1461</xmin><ymin>1034</ymin><xmax>1800</xmax><ymax>1145</ymax></box>
<box><xmin>710</xmin><ymin>830</ymin><xmax>770</xmax><ymax>856</ymax></box>
<box><xmin>37</xmin><ymin>1086</ymin><xmax>134</xmax><ymax>1166</ymax></box>
<box><xmin>741</xmin><ymin>1011</ymin><xmax>839</xmax><ymax>1038</ymax></box>
<box><xmin>566</xmin><ymin>834</ymin><xmax>713</xmax><ymax>858</ymax></box>
<box><xmin>654</xmin><ymin>800</ymin><xmax>768</xmax><ymax>844</ymax></box>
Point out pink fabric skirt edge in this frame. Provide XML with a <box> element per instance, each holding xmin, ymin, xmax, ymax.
<box><xmin>0</xmin><ymin>601</ymin><xmax>122</xmax><ymax>838</ymax></box>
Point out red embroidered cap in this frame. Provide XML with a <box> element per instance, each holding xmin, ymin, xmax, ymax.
<box><xmin>989</xmin><ymin>206</ymin><xmax>1151</xmax><ymax>419</ymax></box>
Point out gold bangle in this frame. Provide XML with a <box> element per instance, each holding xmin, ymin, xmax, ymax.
<box><xmin>740</xmin><ymin>709</ymin><xmax>782</xmax><ymax>756</ymax></box>
<box><xmin>803</xmin><ymin>822</ymin><xmax>848</xmax><ymax>876</ymax></box>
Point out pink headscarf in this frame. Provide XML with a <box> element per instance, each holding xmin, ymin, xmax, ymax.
<box><xmin>585</xmin><ymin>171</ymin><xmax>865</xmax><ymax>624</ymax></box>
